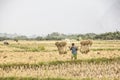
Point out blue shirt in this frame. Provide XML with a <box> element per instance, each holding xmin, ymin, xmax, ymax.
<box><xmin>70</xmin><ymin>46</ymin><xmax>78</xmax><ymax>54</ymax></box>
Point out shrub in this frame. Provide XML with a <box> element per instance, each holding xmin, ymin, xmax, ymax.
<box><xmin>38</xmin><ymin>46</ymin><xmax>45</xmax><ymax>51</ymax></box>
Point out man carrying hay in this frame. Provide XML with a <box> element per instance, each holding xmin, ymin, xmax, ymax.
<box><xmin>69</xmin><ymin>43</ymin><xmax>78</xmax><ymax>60</ymax></box>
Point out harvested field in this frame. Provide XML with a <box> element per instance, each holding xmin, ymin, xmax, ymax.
<box><xmin>0</xmin><ymin>40</ymin><xmax>120</xmax><ymax>80</ymax></box>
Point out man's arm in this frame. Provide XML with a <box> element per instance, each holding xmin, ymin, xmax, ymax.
<box><xmin>69</xmin><ymin>47</ymin><xmax>72</xmax><ymax>50</ymax></box>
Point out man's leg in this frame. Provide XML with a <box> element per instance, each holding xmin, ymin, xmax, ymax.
<box><xmin>71</xmin><ymin>54</ymin><xmax>74</xmax><ymax>60</ymax></box>
<box><xmin>74</xmin><ymin>54</ymin><xmax>77</xmax><ymax>60</ymax></box>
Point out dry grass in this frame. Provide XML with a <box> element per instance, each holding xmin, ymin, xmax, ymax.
<box><xmin>0</xmin><ymin>60</ymin><xmax>120</xmax><ymax>79</ymax></box>
<box><xmin>0</xmin><ymin>40</ymin><xmax>120</xmax><ymax>79</ymax></box>
<box><xmin>0</xmin><ymin>50</ymin><xmax>120</xmax><ymax>64</ymax></box>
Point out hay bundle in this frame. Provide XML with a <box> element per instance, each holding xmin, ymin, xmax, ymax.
<box><xmin>55</xmin><ymin>41</ymin><xmax>67</xmax><ymax>54</ymax></box>
<box><xmin>80</xmin><ymin>40</ymin><xmax>92</xmax><ymax>46</ymax></box>
<box><xmin>14</xmin><ymin>39</ymin><xmax>18</xmax><ymax>42</ymax></box>
<box><xmin>80</xmin><ymin>45</ymin><xmax>90</xmax><ymax>54</ymax></box>
<box><xmin>80</xmin><ymin>40</ymin><xmax>92</xmax><ymax>54</ymax></box>
<box><xmin>4</xmin><ymin>41</ymin><xmax>9</xmax><ymax>45</ymax></box>
<box><xmin>55</xmin><ymin>41</ymin><xmax>67</xmax><ymax>47</ymax></box>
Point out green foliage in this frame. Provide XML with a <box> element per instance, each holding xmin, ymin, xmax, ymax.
<box><xmin>35</xmin><ymin>36</ymin><xmax>43</xmax><ymax>41</ymax></box>
<box><xmin>0</xmin><ymin>31</ymin><xmax>120</xmax><ymax>40</ymax></box>
<box><xmin>0</xmin><ymin>37</ymin><xmax>10</xmax><ymax>41</ymax></box>
<box><xmin>13</xmin><ymin>36</ymin><xmax>28</xmax><ymax>40</ymax></box>
<box><xmin>94</xmin><ymin>31</ymin><xmax>120</xmax><ymax>40</ymax></box>
<box><xmin>37</xmin><ymin>31</ymin><xmax>120</xmax><ymax>40</ymax></box>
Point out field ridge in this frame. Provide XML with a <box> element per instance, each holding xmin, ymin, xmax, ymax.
<box><xmin>0</xmin><ymin>57</ymin><xmax>120</xmax><ymax>69</ymax></box>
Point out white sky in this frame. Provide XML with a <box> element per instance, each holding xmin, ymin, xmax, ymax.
<box><xmin>0</xmin><ymin>0</ymin><xmax>120</xmax><ymax>36</ymax></box>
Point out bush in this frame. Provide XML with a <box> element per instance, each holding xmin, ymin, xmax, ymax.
<box><xmin>38</xmin><ymin>46</ymin><xmax>45</xmax><ymax>51</ymax></box>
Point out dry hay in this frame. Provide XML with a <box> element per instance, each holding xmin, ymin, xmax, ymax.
<box><xmin>80</xmin><ymin>40</ymin><xmax>92</xmax><ymax>54</ymax></box>
<box><xmin>80</xmin><ymin>40</ymin><xmax>92</xmax><ymax>46</ymax></box>
<box><xmin>55</xmin><ymin>41</ymin><xmax>67</xmax><ymax>54</ymax></box>
<box><xmin>14</xmin><ymin>39</ymin><xmax>18</xmax><ymax>42</ymax></box>
<box><xmin>80</xmin><ymin>45</ymin><xmax>90</xmax><ymax>54</ymax></box>
<box><xmin>55</xmin><ymin>41</ymin><xmax>67</xmax><ymax>47</ymax></box>
<box><xmin>3</xmin><ymin>41</ymin><xmax>9</xmax><ymax>45</ymax></box>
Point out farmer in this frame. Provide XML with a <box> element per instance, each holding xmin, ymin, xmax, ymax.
<box><xmin>69</xmin><ymin>43</ymin><xmax>78</xmax><ymax>60</ymax></box>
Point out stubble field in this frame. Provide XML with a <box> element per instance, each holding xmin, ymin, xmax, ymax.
<box><xmin>0</xmin><ymin>40</ymin><xmax>120</xmax><ymax>80</ymax></box>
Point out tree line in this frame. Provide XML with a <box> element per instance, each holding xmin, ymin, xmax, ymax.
<box><xmin>0</xmin><ymin>31</ymin><xmax>120</xmax><ymax>41</ymax></box>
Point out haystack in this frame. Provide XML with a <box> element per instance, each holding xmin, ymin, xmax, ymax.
<box><xmin>80</xmin><ymin>45</ymin><xmax>90</xmax><ymax>54</ymax></box>
<box><xmin>4</xmin><ymin>41</ymin><xmax>9</xmax><ymax>45</ymax></box>
<box><xmin>80</xmin><ymin>40</ymin><xmax>92</xmax><ymax>46</ymax></box>
<box><xmin>80</xmin><ymin>40</ymin><xmax>92</xmax><ymax>54</ymax></box>
<box><xmin>55</xmin><ymin>41</ymin><xmax>67</xmax><ymax>54</ymax></box>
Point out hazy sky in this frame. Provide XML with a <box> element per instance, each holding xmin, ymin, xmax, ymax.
<box><xmin>0</xmin><ymin>0</ymin><xmax>120</xmax><ymax>36</ymax></box>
